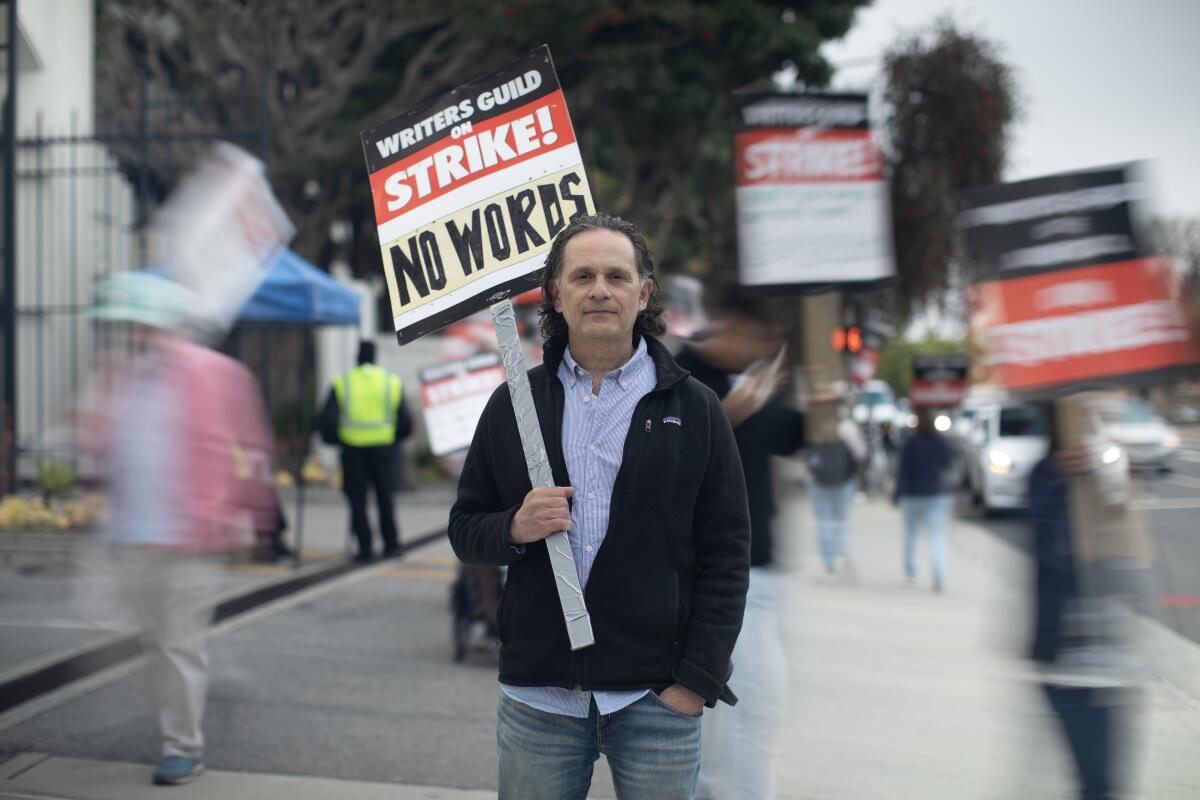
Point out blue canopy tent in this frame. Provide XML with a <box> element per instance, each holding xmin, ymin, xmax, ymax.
<box><xmin>143</xmin><ymin>248</ymin><xmax>360</xmax><ymax>325</ymax></box>
<box><xmin>150</xmin><ymin>250</ymin><xmax>361</xmax><ymax>566</ymax></box>
<box><xmin>237</xmin><ymin>248</ymin><xmax>361</xmax><ymax>326</ymax></box>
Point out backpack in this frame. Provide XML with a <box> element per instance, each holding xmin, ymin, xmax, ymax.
<box><xmin>807</xmin><ymin>440</ymin><xmax>857</xmax><ymax>486</ymax></box>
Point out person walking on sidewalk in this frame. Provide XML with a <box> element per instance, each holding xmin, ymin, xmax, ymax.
<box><xmin>449</xmin><ymin>213</ymin><xmax>751</xmax><ymax>800</ymax></box>
<box><xmin>807</xmin><ymin>399</ymin><xmax>866</xmax><ymax>578</ymax></box>
<box><xmin>82</xmin><ymin>273</ymin><xmax>276</xmax><ymax>786</ymax></box>
<box><xmin>675</xmin><ymin>289</ymin><xmax>806</xmax><ymax>800</ymax></box>
<box><xmin>319</xmin><ymin>340</ymin><xmax>413</xmax><ymax>563</ymax></box>
<box><xmin>892</xmin><ymin>408</ymin><xmax>957</xmax><ymax>592</ymax></box>
<box><xmin>1028</xmin><ymin>404</ymin><xmax>1141</xmax><ymax>799</ymax></box>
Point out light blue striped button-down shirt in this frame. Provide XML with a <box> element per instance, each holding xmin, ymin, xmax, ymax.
<box><xmin>501</xmin><ymin>338</ymin><xmax>656</xmax><ymax>718</ymax></box>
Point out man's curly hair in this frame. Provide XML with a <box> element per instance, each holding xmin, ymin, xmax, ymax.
<box><xmin>538</xmin><ymin>213</ymin><xmax>666</xmax><ymax>344</ymax></box>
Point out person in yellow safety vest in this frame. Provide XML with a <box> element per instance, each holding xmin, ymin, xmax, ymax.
<box><xmin>318</xmin><ymin>340</ymin><xmax>413</xmax><ymax>563</ymax></box>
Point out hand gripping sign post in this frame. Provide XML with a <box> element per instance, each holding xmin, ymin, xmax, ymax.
<box><xmin>733</xmin><ymin>92</ymin><xmax>895</xmax><ymax>441</ymax></box>
<box><xmin>361</xmin><ymin>47</ymin><xmax>596</xmax><ymax>650</ymax></box>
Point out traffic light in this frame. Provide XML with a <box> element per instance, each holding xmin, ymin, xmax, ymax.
<box><xmin>845</xmin><ymin>326</ymin><xmax>863</xmax><ymax>353</ymax></box>
<box><xmin>831</xmin><ymin>325</ymin><xmax>863</xmax><ymax>353</ymax></box>
<box><xmin>831</xmin><ymin>326</ymin><xmax>846</xmax><ymax>352</ymax></box>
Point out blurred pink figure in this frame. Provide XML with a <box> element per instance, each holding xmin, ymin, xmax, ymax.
<box><xmin>83</xmin><ymin>272</ymin><xmax>274</xmax><ymax>785</ymax></box>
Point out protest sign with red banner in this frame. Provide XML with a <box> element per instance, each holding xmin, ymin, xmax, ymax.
<box><xmin>733</xmin><ymin>92</ymin><xmax>894</xmax><ymax>289</ymax></box>
<box><xmin>361</xmin><ymin>47</ymin><xmax>595</xmax><ymax>344</ymax></box>
<box><xmin>419</xmin><ymin>352</ymin><xmax>506</xmax><ymax>456</ymax></box>
<box><xmin>963</xmin><ymin>164</ymin><xmax>1200</xmax><ymax>395</ymax></box>
<box><xmin>909</xmin><ymin>354</ymin><xmax>969</xmax><ymax>407</ymax></box>
<box><xmin>156</xmin><ymin>143</ymin><xmax>294</xmax><ymax>333</ymax></box>
<box><xmin>362</xmin><ymin>48</ymin><xmax>598</xmax><ymax>650</ymax></box>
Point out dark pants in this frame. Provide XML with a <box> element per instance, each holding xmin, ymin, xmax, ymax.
<box><xmin>1042</xmin><ymin>684</ymin><xmax>1128</xmax><ymax>800</ymax></box>
<box><xmin>341</xmin><ymin>445</ymin><xmax>400</xmax><ymax>557</ymax></box>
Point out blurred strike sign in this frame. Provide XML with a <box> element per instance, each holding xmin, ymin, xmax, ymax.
<box><xmin>419</xmin><ymin>352</ymin><xmax>506</xmax><ymax>457</ymax></box>
<box><xmin>155</xmin><ymin>143</ymin><xmax>294</xmax><ymax>333</ymax></box>
<box><xmin>910</xmin><ymin>355</ymin><xmax>969</xmax><ymax>408</ymax></box>
<box><xmin>962</xmin><ymin>163</ymin><xmax>1200</xmax><ymax>395</ymax></box>
<box><xmin>734</xmin><ymin>92</ymin><xmax>896</xmax><ymax>444</ymax></box>
<box><xmin>361</xmin><ymin>45</ymin><xmax>595</xmax><ymax>345</ymax></box>
<box><xmin>361</xmin><ymin>47</ymin><xmax>597</xmax><ymax>651</ymax></box>
<box><xmin>733</xmin><ymin>92</ymin><xmax>895</xmax><ymax>289</ymax></box>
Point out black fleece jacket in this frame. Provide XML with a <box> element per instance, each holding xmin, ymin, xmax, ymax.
<box><xmin>448</xmin><ymin>335</ymin><xmax>751</xmax><ymax>707</ymax></box>
<box><xmin>674</xmin><ymin>347</ymin><xmax>806</xmax><ymax>568</ymax></box>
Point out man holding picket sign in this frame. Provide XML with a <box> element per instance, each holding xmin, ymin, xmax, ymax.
<box><xmin>362</xmin><ymin>47</ymin><xmax>749</xmax><ymax>797</ymax></box>
<box><xmin>448</xmin><ymin>214</ymin><xmax>750</xmax><ymax>798</ymax></box>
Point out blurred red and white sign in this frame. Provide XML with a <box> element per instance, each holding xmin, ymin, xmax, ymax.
<box><xmin>963</xmin><ymin>164</ymin><xmax>1200</xmax><ymax>394</ymax></box>
<box><xmin>419</xmin><ymin>352</ymin><xmax>506</xmax><ymax>456</ymax></box>
<box><xmin>969</xmin><ymin>258</ymin><xmax>1198</xmax><ymax>391</ymax></box>
<box><xmin>910</xmin><ymin>354</ymin><xmax>968</xmax><ymax>407</ymax></box>
<box><xmin>733</xmin><ymin>92</ymin><xmax>894</xmax><ymax>289</ymax></box>
<box><xmin>155</xmin><ymin>143</ymin><xmax>294</xmax><ymax>332</ymax></box>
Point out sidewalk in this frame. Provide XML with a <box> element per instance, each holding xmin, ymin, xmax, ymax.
<box><xmin>2</xmin><ymin>489</ymin><xmax>1198</xmax><ymax>799</ymax></box>
<box><xmin>772</xmin><ymin>492</ymin><xmax>1200</xmax><ymax>799</ymax></box>
<box><xmin>0</xmin><ymin>485</ymin><xmax>457</xmax><ymax>708</ymax></box>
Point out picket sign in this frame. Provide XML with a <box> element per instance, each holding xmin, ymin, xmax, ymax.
<box><xmin>155</xmin><ymin>143</ymin><xmax>294</xmax><ymax>333</ymax></box>
<box><xmin>361</xmin><ymin>47</ymin><xmax>595</xmax><ymax>650</ymax></box>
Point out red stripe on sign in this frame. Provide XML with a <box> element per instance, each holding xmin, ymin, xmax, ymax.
<box><xmin>969</xmin><ymin>258</ymin><xmax>1200</xmax><ymax>391</ymax></box>
<box><xmin>734</xmin><ymin>128</ymin><xmax>881</xmax><ymax>186</ymax></box>
<box><xmin>369</xmin><ymin>91</ymin><xmax>578</xmax><ymax>227</ymax></box>
<box><xmin>420</xmin><ymin>366</ymin><xmax>506</xmax><ymax>409</ymax></box>
<box><xmin>910</xmin><ymin>379</ymin><xmax>967</xmax><ymax>407</ymax></box>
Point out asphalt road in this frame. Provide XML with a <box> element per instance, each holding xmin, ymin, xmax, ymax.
<box><xmin>966</xmin><ymin>434</ymin><xmax>1200</xmax><ymax>645</ymax></box>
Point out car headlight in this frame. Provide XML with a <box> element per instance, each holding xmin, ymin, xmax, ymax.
<box><xmin>906</xmin><ymin>414</ymin><xmax>918</xmax><ymax>428</ymax></box>
<box><xmin>934</xmin><ymin>414</ymin><xmax>952</xmax><ymax>432</ymax></box>
<box><xmin>1101</xmin><ymin>445</ymin><xmax>1122</xmax><ymax>465</ymax></box>
<box><xmin>1162</xmin><ymin>432</ymin><xmax>1181</xmax><ymax>449</ymax></box>
<box><xmin>987</xmin><ymin>449</ymin><xmax>1013</xmax><ymax>474</ymax></box>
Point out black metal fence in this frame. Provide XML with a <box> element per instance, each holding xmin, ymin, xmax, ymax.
<box><xmin>1</xmin><ymin>56</ymin><xmax>271</xmax><ymax>493</ymax></box>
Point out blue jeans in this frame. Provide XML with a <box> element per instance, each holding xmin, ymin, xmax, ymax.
<box><xmin>497</xmin><ymin>690</ymin><xmax>702</xmax><ymax>800</ymax></box>
<box><xmin>697</xmin><ymin>569</ymin><xmax>786</xmax><ymax>800</ymax></box>
<box><xmin>901</xmin><ymin>493</ymin><xmax>952</xmax><ymax>588</ymax></box>
<box><xmin>810</xmin><ymin>480</ymin><xmax>856</xmax><ymax>570</ymax></box>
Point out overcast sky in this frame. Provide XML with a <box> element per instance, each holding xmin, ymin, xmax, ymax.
<box><xmin>822</xmin><ymin>0</ymin><xmax>1200</xmax><ymax>218</ymax></box>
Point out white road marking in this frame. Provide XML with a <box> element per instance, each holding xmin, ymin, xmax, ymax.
<box><xmin>1162</xmin><ymin>472</ymin><xmax>1200</xmax><ymax>492</ymax></box>
<box><xmin>1132</xmin><ymin>497</ymin><xmax>1200</xmax><ymax>511</ymax></box>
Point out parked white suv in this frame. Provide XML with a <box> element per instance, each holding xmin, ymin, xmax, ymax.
<box><xmin>962</xmin><ymin>404</ymin><xmax>1046</xmax><ymax>513</ymax></box>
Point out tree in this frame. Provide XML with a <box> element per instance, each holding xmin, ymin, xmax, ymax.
<box><xmin>881</xmin><ymin>18</ymin><xmax>1019</xmax><ymax>322</ymax></box>
<box><xmin>96</xmin><ymin>1</ymin><xmax>870</xmax><ymax>288</ymax></box>
<box><xmin>469</xmin><ymin>1</ymin><xmax>869</xmax><ymax>277</ymax></box>
<box><xmin>1149</xmin><ymin>215</ymin><xmax>1200</xmax><ymax>282</ymax></box>
<box><xmin>97</xmin><ymin>0</ymin><xmax>484</xmax><ymax>263</ymax></box>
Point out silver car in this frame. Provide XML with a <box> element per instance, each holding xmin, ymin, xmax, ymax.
<box><xmin>1097</xmin><ymin>398</ymin><xmax>1181</xmax><ymax>472</ymax></box>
